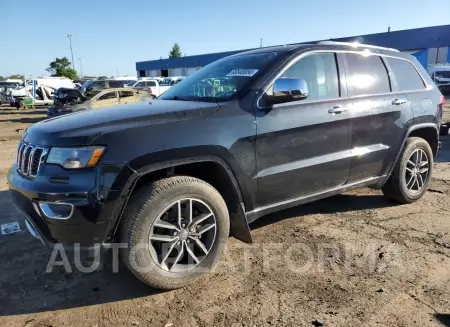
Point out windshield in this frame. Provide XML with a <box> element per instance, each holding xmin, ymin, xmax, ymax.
<box><xmin>160</xmin><ymin>78</ymin><xmax>172</xmax><ymax>86</ymax></box>
<box><xmin>159</xmin><ymin>52</ymin><xmax>278</xmax><ymax>102</ymax></box>
<box><xmin>127</xmin><ymin>81</ymin><xmax>137</xmax><ymax>86</ymax></box>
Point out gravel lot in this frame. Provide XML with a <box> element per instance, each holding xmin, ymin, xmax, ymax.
<box><xmin>0</xmin><ymin>106</ymin><xmax>449</xmax><ymax>327</ymax></box>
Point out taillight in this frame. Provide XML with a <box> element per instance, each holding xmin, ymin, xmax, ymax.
<box><xmin>441</xmin><ymin>95</ymin><xmax>446</xmax><ymax>106</ymax></box>
<box><xmin>148</xmin><ymin>88</ymin><xmax>153</xmax><ymax>94</ymax></box>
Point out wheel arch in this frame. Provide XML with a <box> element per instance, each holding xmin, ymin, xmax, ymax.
<box><xmin>110</xmin><ymin>156</ymin><xmax>253</xmax><ymax>244</ymax></box>
<box><xmin>380</xmin><ymin>123</ymin><xmax>439</xmax><ymax>188</ymax></box>
<box><xmin>407</xmin><ymin>124</ymin><xmax>439</xmax><ymax>156</ymax></box>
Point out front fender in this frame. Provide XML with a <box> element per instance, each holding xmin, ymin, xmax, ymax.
<box><xmin>104</xmin><ymin>151</ymin><xmax>254</xmax><ymax>243</ymax></box>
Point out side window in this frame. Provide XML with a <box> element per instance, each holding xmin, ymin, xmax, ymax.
<box><xmin>146</xmin><ymin>81</ymin><xmax>157</xmax><ymax>87</ymax></box>
<box><xmin>98</xmin><ymin>91</ymin><xmax>116</xmax><ymax>100</ymax></box>
<box><xmin>280</xmin><ymin>53</ymin><xmax>339</xmax><ymax>100</ymax></box>
<box><xmin>386</xmin><ymin>57</ymin><xmax>426</xmax><ymax>91</ymax></box>
<box><xmin>119</xmin><ymin>91</ymin><xmax>134</xmax><ymax>98</ymax></box>
<box><xmin>346</xmin><ymin>54</ymin><xmax>391</xmax><ymax>96</ymax></box>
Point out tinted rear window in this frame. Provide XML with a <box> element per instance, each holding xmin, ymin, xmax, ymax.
<box><xmin>387</xmin><ymin>57</ymin><xmax>425</xmax><ymax>91</ymax></box>
<box><xmin>346</xmin><ymin>53</ymin><xmax>391</xmax><ymax>96</ymax></box>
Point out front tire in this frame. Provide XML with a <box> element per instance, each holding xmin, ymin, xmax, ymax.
<box><xmin>382</xmin><ymin>137</ymin><xmax>433</xmax><ymax>204</ymax></box>
<box><xmin>120</xmin><ymin>176</ymin><xmax>230</xmax><ymax>290</ymax></box>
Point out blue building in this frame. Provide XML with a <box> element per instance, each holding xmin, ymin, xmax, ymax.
<box><xmin>136</xmin><ymin>24</ymin><xmax>450</xmax><ymax>78</ymax></box>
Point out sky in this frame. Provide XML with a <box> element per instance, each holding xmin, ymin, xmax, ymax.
<box><xmin>1</xmin><ymin>0</ymin><xmax>449</xmax><ymax>78</ymax></box>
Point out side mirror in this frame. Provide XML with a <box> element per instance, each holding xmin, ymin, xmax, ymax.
<box><xmin>263</xmin><ymin>77</ymin><xmax>309</xmax><ymax>105</ymax></box>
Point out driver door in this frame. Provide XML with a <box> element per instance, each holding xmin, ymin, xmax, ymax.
<box><xmin>255</xmin><ymin>52</ymin><xmax>352</xmax><ymax>207</ymax></box>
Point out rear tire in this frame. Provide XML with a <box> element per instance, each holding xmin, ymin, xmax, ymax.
<box><xmin>440</xmin><ymin>125</ymin><xmax>449</xmax><ymax>136</ymax></box>
<box><xmin>120</xmin><ymin>176</ymin><xmax>230</xmax><ymax>290</ymax></box>
<box><xmin>382</xmin><ymin>137</ymin><xmax>433</xmax><ymax>204</ymax></box>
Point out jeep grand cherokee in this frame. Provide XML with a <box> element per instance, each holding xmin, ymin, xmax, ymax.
<box><xmin>8</xmin><ymin>41</ymin><xmax>443</xmax><ymax>289</ymax></box>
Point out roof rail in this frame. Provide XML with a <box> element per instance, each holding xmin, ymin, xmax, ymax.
<box><xmin>318</xmin><ymin>41</ymin><xmax>400</xmax><ymax>52</ymax></box>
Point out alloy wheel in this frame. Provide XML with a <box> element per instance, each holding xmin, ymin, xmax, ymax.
<box><xmin>405</xmin><ymin>148</ymin><xmax>429</xmax><ymax>194</ymax></box>
<box><xmin>148</xmin><ymin>198</ymin><xmax>217</xmax><ymax>272</ymax></box>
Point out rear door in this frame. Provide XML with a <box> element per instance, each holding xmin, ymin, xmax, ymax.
<box><xmin>384</xmin><ymin>56</ymin><xmax>433</xmax><ymax>124</ymax></box>
<box><xmin>119</xmin><ymin>90</ymin><xmax>139</xmax><ymax>104</ymax></box>
<box><xmin>255</xmin><ymin>51</ymin><xmax>352</xmax><ymax>207</ymax></box>
<box><xmin>344</xmin><ymin>53</ymin><xmax>412</xmax><ymax>183</ymax></box>
<box><xmin>92</xmin><ymin>90</ymin><xmax>119</xmax><ymax>108</ymax></box>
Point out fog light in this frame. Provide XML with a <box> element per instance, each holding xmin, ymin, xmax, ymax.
<box><xmin>39</xmin><ymin>202</ymin><xmax>74</xmax><ymax>220</ymax></box>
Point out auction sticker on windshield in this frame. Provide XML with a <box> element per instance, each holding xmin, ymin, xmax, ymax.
<box><xmin>226</xmin><ymin>69</ymin><xmax>259</xmax><ymax>77</ymax></box>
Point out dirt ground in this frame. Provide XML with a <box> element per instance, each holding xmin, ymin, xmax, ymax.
<box><xmin>0</xmin><ymin>106</ymin><xmax>450</xmax><ymax>327</ymax></box>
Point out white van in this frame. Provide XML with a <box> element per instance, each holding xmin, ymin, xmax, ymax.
<box><xmin>9</xmin><ymin>78</ymin><xmax>75</xmax><ymax>106</ymax></box>
<box><xmin>10</xmin><ymin>78</ymin><xmax>74</xmax><ymax>96</ymax></box>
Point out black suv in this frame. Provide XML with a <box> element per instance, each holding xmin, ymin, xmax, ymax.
<box><xmin>8</xmin><ymin>42</ymin><xmax>444</xmax><ymax>289</ymax></box>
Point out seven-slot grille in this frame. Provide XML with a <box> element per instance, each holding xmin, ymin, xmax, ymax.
<box><xmin>16</xmin><ymin>142</ymin><xmax>46</xmax><ymax>177</ymax></box>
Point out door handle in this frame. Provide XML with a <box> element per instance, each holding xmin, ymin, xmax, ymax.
<box><xmin>328</xmin><ymin>106</ymin><xmax>348</xmax><ymax>114</ymax></box>
<box><xmin>392</xmin><ymin>98</ymin><xmax>408</xmax><ymax>105</ymax></box>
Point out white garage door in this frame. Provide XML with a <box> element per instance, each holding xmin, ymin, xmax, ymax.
<box><xmin>187</xmin><ymin>67</ymin><xmax>198</xmax><ymax>76</ymax></box>
<box><xmin>171</xmin><ymin>68</ymin><xmax>183</xmax><ymax>76</ymax></box>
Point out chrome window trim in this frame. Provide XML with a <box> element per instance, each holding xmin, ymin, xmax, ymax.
<box><xmin>256</xmin><ymin>49</ymin><xmax>432</xmax><ymax>110</ymax></box>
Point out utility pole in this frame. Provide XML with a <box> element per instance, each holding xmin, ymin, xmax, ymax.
<box><xmin>67</xmin><ymin>34</ymin><xmax>75</xmax><ymax>70</ymax></box>
<box><xmin>78</xmin><ymin>58</ymin><xmax>83</xmax><ymax>78</ymax></box>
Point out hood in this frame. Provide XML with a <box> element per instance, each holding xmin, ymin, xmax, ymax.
<box><xmin>23</xmin><ymin>99</ymin><xmax>220</xmax><ymax>147</ymax></box>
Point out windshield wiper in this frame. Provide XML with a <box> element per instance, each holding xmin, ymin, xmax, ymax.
<box><xmin>168</xmin><ymin>96</ymin><xmax>219</xmax><ymax>103</ymax></box>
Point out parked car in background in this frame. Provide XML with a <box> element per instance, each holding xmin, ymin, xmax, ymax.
<box><xmin>80</xmin><ymin>79</ymin><xmax>124</xmax><ymax>94</ymax></box>
<box><xmin>47</xmin><ymin>87</ymin><xmax>150</xmax><ymax>117</ymax></box>
<box><xmin>129</xmin><ymin>79</ymin><xmax>162</xmax><ymax>98</ymax></box>
<box><xmin>115</xmin><ymin>76</ymin><xmax>137</xmax><ymax>86</ymax></box>
<box><xmin>160</xmin><ymin>76</ymin><xmax>184</xmax><ymax>87</ymax></box>
<box><xmin>9</xmin><ymin>85</ymin><xmax>58</xmax><ymax>107</ymax></box>
<box><xmin>428</xmin><ymin>64</ymin><xmax>450</xmax><ymax>94</ymax></box>
<box><xmin>0</xmin><ymin>81</ymin><xmax>22</xmax><ymax>105</ymax></box>
<box><xmin>118</xmin><ymin>80</ymin><xmax>137</xmax><ymax>87</ymax></box>
<box><xmin>151</xmin><ymin>77</ymin><xmax>165</xmax><ymax>83</ymax></box>
<box><xmin>129</xmin><ymin>78</ymin><xmax>182</xmax><ymax>97</ymax></box>
<box><xmin>9</xmin><ymin>77</ymin><xmax>75</xmax><ymax>98</ymax></box>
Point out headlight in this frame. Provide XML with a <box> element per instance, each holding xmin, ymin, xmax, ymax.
<box><xmin>47</xmin><ymin>147</ymin><xmax>105</xmax><ymax>169</ymax></box>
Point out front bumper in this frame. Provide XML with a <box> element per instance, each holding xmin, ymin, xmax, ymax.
<box><xmin>7</xmin><ymin>165</ymin><xmax>113</xmax><ymax>247</ymax></box>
